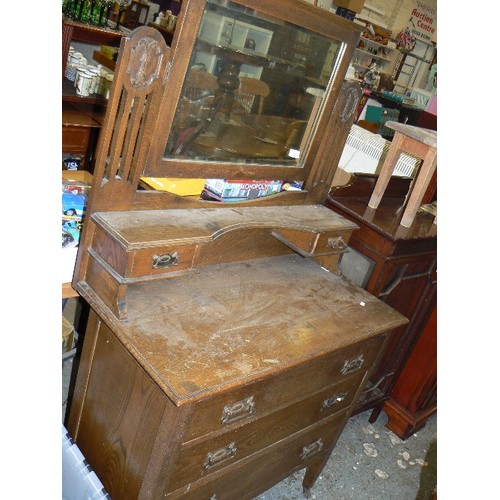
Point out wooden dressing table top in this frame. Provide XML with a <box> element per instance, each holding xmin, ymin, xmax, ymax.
<box><xmin>79</xmin><ymin>254</ymin><xmax>407</xmax><ymax>404</ymax></box>
<box><xmin>92</xmin><ymin>205</ymin><xmax>356</xmax><ymax>247</ymax></box>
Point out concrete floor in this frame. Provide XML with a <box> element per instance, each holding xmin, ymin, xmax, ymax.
<box><xmin>62</xmin><ymin>299</ymin><xmax>437</xmax><ymax>500</ymax></box>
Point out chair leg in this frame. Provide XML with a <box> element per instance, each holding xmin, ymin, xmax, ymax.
<box><xmin>400</xmin><ymin>148</ymin><xmax>437</xmax><ymax>227</ymax></box>
<box><xmin>368</xmin><ymin>132</ymin><xmax>404</xmax><ymax>209</ymax></box>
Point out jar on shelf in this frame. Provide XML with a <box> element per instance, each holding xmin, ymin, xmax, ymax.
<box><xmin>76</xmin><ymin>71</ymin><xmax>94</xmax><ymax>97</ymax></box>
<box><xmin>103</xmin><ymin>74</ymin><xmax>114</xmax><ymax>99</ymax></box>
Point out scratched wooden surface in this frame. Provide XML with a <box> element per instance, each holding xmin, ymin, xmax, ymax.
<box><xmin>86</xmin><ymin>254</ymin><xmax>407</xmax><ymax>402</ymax></box>
<box><xmin>91</xmin><ymin>205</ymin><xmax>357</xmax><ymax>248</ymax></box>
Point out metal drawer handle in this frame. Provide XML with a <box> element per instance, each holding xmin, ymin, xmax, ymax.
<box><xmin>321</xmin><ymin>391</ymin><xmax>348</xmax><ymax>410</ymax></box>
<box><xmin>203</xmin><ymin>442</ymin><xmax>237</xmax><ymax>470</ymax></box>
<box><xmin>300</xmin><ymin>438</ymin><xmax>324</xmax><ymax>461</ymax></box>
<box><xmin>326</xmin><ymin>236</ymin><xmax>348</xmax><ymax>253</ymax></box>
<box><xmin>221</xmin><ymin>396</ymin><xmax>256</xmax><ymax>425</ymax></box>
<box><xmin>340</xmin><ymin>354</ymin><xmax>365</xmax><ymax>375</ymax></box>
<box><xmin>152</xmin><ymin>252</ymin><xmax>179</xmax><ymax>269</ymax></box>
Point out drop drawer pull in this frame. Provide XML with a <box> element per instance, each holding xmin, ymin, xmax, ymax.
<box><xmin>300</xmin><ymin>438</ymin><xmax>324</xmax><ymax>461</ymax></box>
<box><xmin>221</xmin><ymin>396</ymin><xmax>256</xmax><ymax>425</ymax></box>
<box><xmin>326</xmin><ymin>236</ymin><xmax>348</xmax><ymax>253</ymax></box>
<box><xmin>340</xmin><ymin>354</ymin><xmax>365</xmax><ymax>375</ymax></box>
<box><xmin>203</xmin><ymin>442</ymin><xmax>237</xmax><ymax>470</ymax></box>
<box><xmin>321</xmin><ymin>391</ymin><xmax>348</xmax><ymax>410</ymax></box>
<box><xmin>152</xmin><ymin>252</ymin><xmax>179</xmax><ymax>269</ymax></box>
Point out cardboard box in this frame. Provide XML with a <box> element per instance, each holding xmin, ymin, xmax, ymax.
<box><xmin>62</xmin><ymin>170</ymin><xmax>93</xmax><ymax>184</ymax></box>
<box><xmin>334</xmin><ymin>0</ymin><xmax>365</xmax><ymax>14</ymax></box>
<box><xmin>203</xmin><ymin>179</ymin><xmax>283</xmax><ymax>202</ymax></box>
<box><xmin>140</xmin><ymin>177</ymin><xmax>206</xmax><ymax>196</ymax></box>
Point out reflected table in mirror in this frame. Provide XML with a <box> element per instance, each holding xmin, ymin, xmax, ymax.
<box><xmin>178</xmin><ymin>111</ymin><xmax>307</xmax><ymax>161</ymax></box>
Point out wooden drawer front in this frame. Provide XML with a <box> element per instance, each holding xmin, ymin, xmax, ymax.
<box><xmin>272</xmin><ymin>229</ymin><xmax>351</xmax><ymax>257</ymax></box>
<box><xmin>128</xmin><ymin>245</ymin><xmax>197</xmax><ymax>278</ymax></box>
<box><xmin>168</xmin><ymin>378</ymin><xmax>358</xmax><ymax>492</ymax></box>
<box><xmin>184</xmin><ymin>335</ymin><xmax>385</xmax><ymax>441</ymax></box>
<box><xmin>314</xmin><ymin>230</ymin><xmax>352</xmax><ymax>255</ymax></box>
<box><xmin>92</xmin><ymin>225</ymin><xmax>197</xmax><ymax>279</ymax></box>
<box><xmin>62</xmin><ymin>126</ymin><xmax>91</xmax><ymax>153</ymax></box>
<box><xmin>166</xmin><ymin>411</ymin><xmax>346</xmax><ymax>499</ymax></box>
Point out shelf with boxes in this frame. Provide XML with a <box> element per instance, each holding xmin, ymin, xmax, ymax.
<box><xmin>350</xmin><ymin>19</ymin><xmax>396</xmax><ymax>82</ymax></box>
<box><xmin>62</xmin><ymin>18</ymin><xmax>124</xmax><ymax>82</ymax></box>
<box><xmin>62</xmin><ymin>18</ymin><xmax>123</xmax><ymax>171</ymax></box>
<box><xmin>354</xmin><ymin>39</ymin><xmax>394</xmax><ymax>68</ymax></box>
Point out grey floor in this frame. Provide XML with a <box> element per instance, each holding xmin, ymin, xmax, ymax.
<box><xmin>62</xmin><ymin>299</ymin><xmax>437</xmax><ymax>500</ymax></box>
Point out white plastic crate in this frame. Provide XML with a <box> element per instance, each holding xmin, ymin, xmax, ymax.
<box><xmin>62</xmin><ymin>425</ymin><xmax>109</xmax><ymax>500</ymax></box>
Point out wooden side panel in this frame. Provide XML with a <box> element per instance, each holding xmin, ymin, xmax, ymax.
<box><xmin>85</xmin><ymin>251</ymin><xmax>128</xmax><ymax>320</ymax></box>
<box><xmin>70</xmin><ymin>320</ymin><xmax>170</xmax><ymax>499</ymax></box>
<box><xmin>67</xmin><ymin>310</ymin><xmax>102</xmax><ymax>435</ymax></box>
<box><xmin>383</xmin><ymin>305</ymin><xmax>437</xmax><ymax>439</ymax></box>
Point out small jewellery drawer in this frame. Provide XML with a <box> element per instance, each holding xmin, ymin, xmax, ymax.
<box><xmin>168</xmin><ymin>377</ymin><xmax>360</xmax><ymax>492</ymax></box>
<box><xmin>166</xmin><ymin>411</ymin><xmax>347</xmax><ymax>499</ymax></box>
<box><xmin>91</xmin><ymin>225</ymin><xmax>198</xmax><ymax>278</ymax></box>
<box><xmin>314</xmin><ymin>230</ymin><xmax>352</xmax><ymax>255</ymax></box>
<box><xmin>271</xmin><ymin>229</ymin><xmax>352</xmax><ymax>257</ymax></box>
<box><xmin>184</xmin><ymin>335</ymin><xmax>385</xmax><ymax>441</ymax></box>
<box><xmin>124</xmin><ymin>244</ymin><xmax>197</xmax><ymax>278</ymax></box>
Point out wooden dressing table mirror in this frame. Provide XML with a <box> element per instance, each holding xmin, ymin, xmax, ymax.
<box><xmin>66</xmin><ymin>1</ymin><xmax>408</xmax><ymax>498</ymax></box>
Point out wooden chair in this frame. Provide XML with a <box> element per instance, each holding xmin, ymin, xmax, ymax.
<box><xmin>235</xmin><ymin>76</ymin><xmax>270</xmax><ymax>114</ymax></box>
<box><xmin>176</xmin><ymin>69</ymin><xmax>219</xmax><ymax>139</ymax></box>
<box><xmin>184</xmin><ymin>68</ymin><xmax>218</xmax><ymax>101</ymax></box>
<box><xmin>368</xmin><ymin>121</ymin><xmax>437</xmax><ymax>228</ymax></box>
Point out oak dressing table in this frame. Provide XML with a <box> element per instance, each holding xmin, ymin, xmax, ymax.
<box><xmin>67</xmin><ymin>2</ymin><xmax>408</xmax><ymax>497</ymax></box>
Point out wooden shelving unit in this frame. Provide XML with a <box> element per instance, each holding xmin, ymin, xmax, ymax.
<box><xmin>352</xmin><ymin>36</ymin><xmax>395</xmax><ymax>77</ymax></box>
<box><xmin>62</xmin><ymin>17</ymin><xmax>124</xmax><ymax>79</ymax></box>
<box><xmin>92</xmin><ymin>50</ymin><xmax>117</xmax><ymax>71</ymax></box>
<box><xmin>62</xmin><ymin>18</ymin><xmax>122</xmax><ymax>172</ymax></box>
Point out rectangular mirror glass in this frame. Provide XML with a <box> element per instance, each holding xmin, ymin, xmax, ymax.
<box><xmin>163</xmin><ymin>0</ymin><xmax>343</xmax><ymax>166</ymax></box>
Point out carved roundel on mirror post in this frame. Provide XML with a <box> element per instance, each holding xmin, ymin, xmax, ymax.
<box><xmin>127</xmin><ymin>37</ymin><xmax>164</xmax><ymax>90</ymax></box>
<box><xmin>340</xmin><ymin>85</ymin><xmax>361</xmax><ymax>123</ymax></box>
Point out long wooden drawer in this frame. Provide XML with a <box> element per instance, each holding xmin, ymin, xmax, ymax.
<box><xmin>166</xmin><ymin>410</ymin><xmax>347</xmax><ymax>499</ymax></box>
<box><xmin>183</xmin><ymin>334</ymin><xmax>385</xmax><ymax>441</ymax></box>
<box><xmin>168</xmin><ymin>376</ymin><xmax>361</xmax><ymax>492</ymax></box>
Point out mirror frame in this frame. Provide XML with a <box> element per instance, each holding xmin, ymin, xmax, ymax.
<box><xmin>143</xmin><ymin>0</ymin><xmax>362</xmax><ymax>183</ymax></box>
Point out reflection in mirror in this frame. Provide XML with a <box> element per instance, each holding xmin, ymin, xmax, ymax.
<box><xmin>164</xmin><ymin>0</ymin><xmax>342</xmax><ymax>165</ymax></box>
